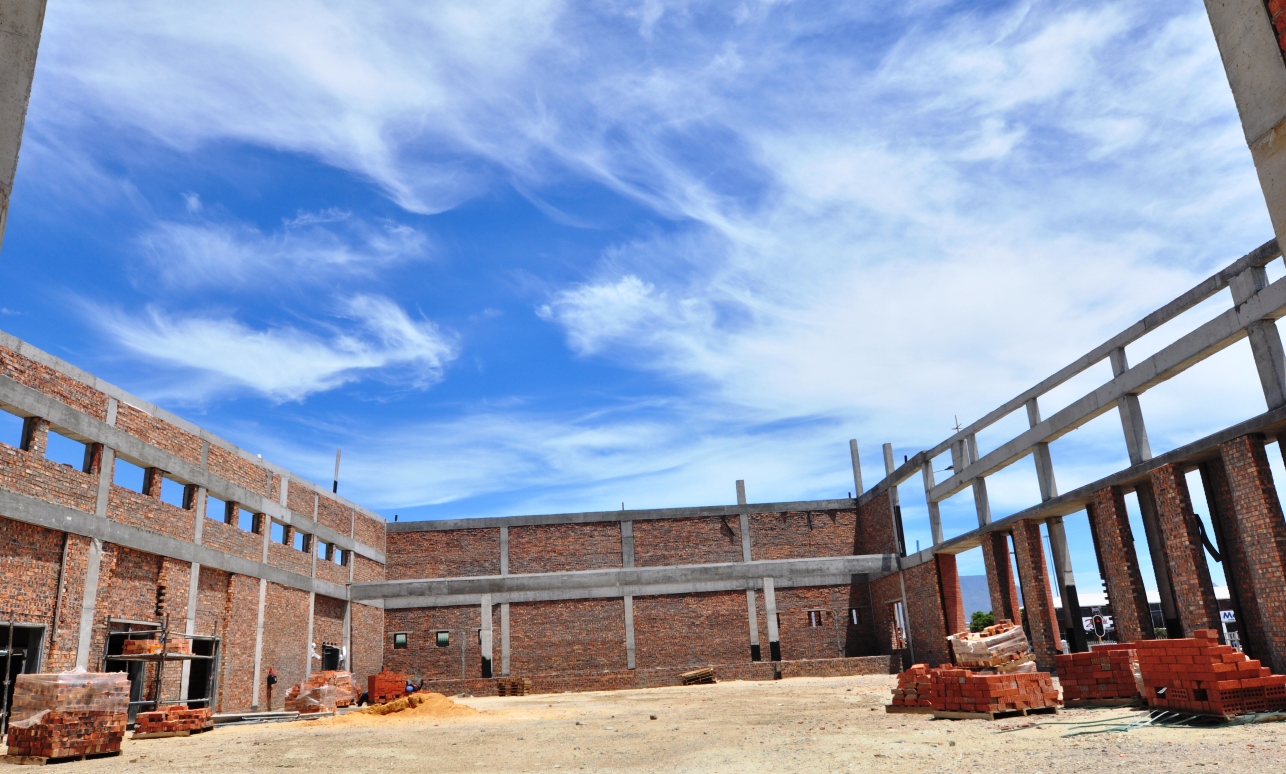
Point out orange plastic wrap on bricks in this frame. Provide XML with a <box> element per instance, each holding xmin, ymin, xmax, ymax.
<box><xmin>1133</xmin><ymin>629</ymin><xmax>1286</xmax><ymax>716</ymax></box>
<box><xmin>5</xmin><ymin>669</ymin><xmax>130</xmax><ymax>759</ymax></box>
<box><xmin>1054</xmin><ymin>646</ymin><xmax>1141</xmax><ymax>702</ymax></box>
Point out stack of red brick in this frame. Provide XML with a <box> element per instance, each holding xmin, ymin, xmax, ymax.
<box><xmin>1135</xmin><ymin>629</ymin><xmax>1286</xmax><ymax>716</ymax></box>
<box><xmin>5</xmin><ymin>671</ymin><xmax>130</xmax><ymax>760</ymax></box>
<box><xmin>120</xmin><ymin>637</ymin><xmax>192</xmax><ymax>656</ymax></box>
<box><xmin>927</xmin><ymin>668</ymin><xmax>1060</xmax><ymax>714</ymax></box>
<box><xmin>888</xmin><ymin>664</ymin><xmax>933</xmax><ymax>709</ymax></box>
<box><xmin>367</xmin><ymin>670</ymin><xmax>408</xmax><ymax>704</ymax></box>
<box><xmin>284</xmin><ymin>670</ymin><xmax>355</xmax><ymax>713</ymax></box>
<box><xmin>1054</xmin><ymin>646</ymin><xmax>1140</xmax><ymax>703</ymax></box>
<box><xmin>133</xmin><ymin>704</ymin><xmax>214</xmax><ymax>735</ymax></box>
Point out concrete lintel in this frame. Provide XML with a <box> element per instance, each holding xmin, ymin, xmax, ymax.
<box><xmin>0</xmin><ymin>375</ymin><xmax>384</xmax><ymax>564</ymax></box>
<box><xmin>377</xmin><ymin>572</ymin><xmax>866</xmax><ymax>610</ymax></box>
<box><xmin>353</xmin><ymin>555</ymin><xmax>894</xmax><ymax>601</ymax></box>
<box><xmin>386</xmin><ymin>498</ymin><xmax>858</xmax><ymax>533</ymax></box>
<box><xmin>0</xmin><ymin>486</ymin><xmax>349</xmax><ymax>599</ymax></box>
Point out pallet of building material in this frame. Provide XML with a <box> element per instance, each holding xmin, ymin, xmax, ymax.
<box><xmin>284</xmin><ymin>680</ymin><xmax>339</xmax><ymax>714</ymax></box>
<box><xmin>924</xmin><ymin>667</ymin><xmax>1061</xmax><ymax>717</ymax></box>
<box><xmin>133</xmin><ymin>704</ymin><xmax>214</xmax><ymax>737</ymax></box>
<box><xmin>948</xmin><ymin>621</ymin><xmax>1033</xmax><ymax>670</ymax></box>
<box><xmin>496</xmin><ymin>677</ymin><xmax>532</xmax><ymax>697</ymax></box>
<box><xmin>4</xmin><ymin>669</ymin><xmax>130</xmax><ymax>762</ymax></box>
<box><xmin>888</xmin><ymin>664</ymin><xmax>934</xmax><ymax>710</ymax></box>
<box><xmin>367</xmin><ymin>669</ymin><xmax>409</xmax><ymax>704</ymax></box>
<box><xmin>1134</xmin><ymin>629</ymin><xmax>1286</xmax><ymax>717</ymax></box>
<box><xmin>680</xmin><ymin>667</ymin><xmax>716</xmax><ymax>685</ymax></box>
<box><xmin>1055</xmin><ymin>646</ymin><xmax>1141</xmax><ymax>704</ymax></box>
<box><xmin>2</xmin><ymin>750</ymin><xmax>122</xmax><ymax>766</ymax></box>
<box><xmin>932</xmin><ymin>706</ymin><xmax>1059</xmax><ymax>721</ymax></box>
<box><xmin>310</xmin><ymin>670</ymin><xmax>357</xmax><ymax>707</ymax></box>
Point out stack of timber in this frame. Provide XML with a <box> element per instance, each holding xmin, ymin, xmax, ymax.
<box><xmin>1135</xmin><ymin>629</ymin><xmax>1286</xmax><ymax>717</ymax></box>
<box><xmin>133</xmin><ymin>705</ymin><xmax>215</xmax><ymax>738</ymax></box>
<box><xmin>948</xmin><ymin>621</ymin><xmax>1034</xmax><ymax>672</ymax></box>
<box><xmin>3</xmin><ymin>670</ymin><xmax>130</xmax><ymax>764</ymax></box>
<box><xmin>679</xmin><ymin>667</ymin><xmax>716</xmax><ymax>686</ymax></box>
<box><xmin>367</xmin><ymin>670</ymin><xmax>409</xmax><ymax>704</ymax></box>
<box><xmin>496</xmin><ymin>677</ymin><xmax>532</xmax><ymax>697</ymax></box>
<box><xmin>1055</xmin><ymin>646</ymin><xmax>1142</xmax><ymax>707</ymax></box>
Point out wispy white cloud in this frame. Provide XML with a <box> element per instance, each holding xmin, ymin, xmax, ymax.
<box><xmin>97</xmin><ymin>294</ymin><xmax>457</xmax><ymax>401</ymax></box>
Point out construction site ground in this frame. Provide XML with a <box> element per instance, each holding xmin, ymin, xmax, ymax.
<box><xmin>8</xmin><ymin>674</ymin><xmax>1282</xmax><ymax>772</ymax></box>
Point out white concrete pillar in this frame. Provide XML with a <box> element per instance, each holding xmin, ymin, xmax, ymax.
<box><xmin>736</xmin><ymin>480</ymin><xmax>751</xmax><ymax>562</ymax></box>
<box><xmin>500</xmin><ymin>526</ymin><xmax>509</xmax><ymax>574</ymax></box>
<box><xmin>1026</xmin><ymin>398</ymin><xmax>1058</xmax><ymax>501</ymax></box>
<box><xmin>500</xmin><ymin>603</ymin><xmax>511</xmax><ymax>676</ymax></box>
<box><xmin>849</xmin><ymin>439</ymin><xmax>864</xmax><ymax>496</ymax></box>
<box><xmin>74</xmin><ymin>397</ymin><xmax>117</xmax><ymax>669</ymax></box>
<box><xmin>1110</xmin><ymin>348</ymin><xmax>1153</xmax><ymax>466</ymax></box>
<box><xmin>623</xmin><ymin>595</ymin><xmax>636</xmax><ymax>670</ymax></box>
<box><xmin>763</xmin><ymin>577</ymin><xmax>780</xmax><ymax>661</ymax></box>
<box><xmin>480</xmin><ymin>594</ymin><xmax>494</xmax><ymax>678</ymax></box>
<box><xmin>745</xmin><ymin>588</ymin><xmax>761</xmax><ymax>661</ymax></box>
<box><xmin>0</xmin><ymin>0</ymin><xmax>46</xmax><ymax>251</ymax></box>
<box><xmin>620</xmin><ymin>521</ymin><xmax>634</xmax><ymax>568</ymax></box>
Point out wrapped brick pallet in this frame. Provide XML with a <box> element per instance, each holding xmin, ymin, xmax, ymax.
<box><xmin>4</xmin><ymin>669</ymin><xmax>130</xmax><ymax>762</ymax></box>
<box><xmin>133</xmin><ymin>704</ymin><xmax>214</xmax><ymax>737</ymax></box>
<box><xmin>948</xmin><ymin>621</ymin><xmax>1033</xmax><ymax>671</ymax></box>
<box><xmin>284</xmin><ymin>670</ymin><xmax>355</xmax><ymax>714</ymax></box>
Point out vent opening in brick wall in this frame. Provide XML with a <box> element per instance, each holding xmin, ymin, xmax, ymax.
<box><xmin>393</xmin><ymin>633</ymin><xmax>408</xmax><ymax>649</ymax></box>
<box><xmin>293</xmin><ymin>530</ymin><xmax>312</xmax><ymax>553</ymax></box>
<box><xmin>435</xmin><ymin>631</ymin><xmax>450</xmax><ymax>647</ymax></box>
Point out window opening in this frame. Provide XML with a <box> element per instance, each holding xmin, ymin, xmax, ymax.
<box><xmin>44</xmin><ymin>429</ymin><xmax>87</xmax><ymax>470</ymax></box>
<box><xmin>294</xmin><ymin>530</ymin><xmax>310</xmax><ymax>552</ymax></box>
<box><xmin>436</xmin><ymin>631</ymin><xmax>450</xmax><ymax>647</ymax></box>
<box><xmin>238</xmin><ymin>507</ymin><xmax>257</xmax><ymax>533</ymax></box>
<box><xmin>0</xmin><ymin>624</ymin><xmax>46</xmax><ymax>734</ymax></box>
<box><xmin>0</xmin><ymin>409</ymin><xmax>22</xmax><ymax>449</ymax></box>
<box><xmin>393</xmin><ymin>633</ymin><xmax>408</xmax><ymax>650</ymax></box>
<box><xmin>113</xmin><ymin>457</ymin><xmax>146</xmax><ymax>492</ymax></box>
<box><xmin>337</xmin><ymin>549</ymin><xmax>348</xmax><ymax>567</ymax></box>
<box><xmin>316</xmin><ymin>540</ymin><xmax>330</xmax><ymax>559</ymax></box>
<box><xmin>321</xmin><ymin>644</ymin><xmax>341</xmax><ymax>671</ymax></box>
<box><xmin>271</xmin><ymin>522</ymin><xmax>286</xmax><ymax>544</ymax></box>
<box><xmin>159</xmin><ymin>477</ymin><xmax>186</xmax><ymax>509</ymax></box>
<box><xmin>206</xmin><ymin>495</ymin><xmax>228</xmax><ymax>522</ymax></box>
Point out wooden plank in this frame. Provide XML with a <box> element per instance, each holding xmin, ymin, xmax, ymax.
<box><xmin>932</xmin><ymin>706</ymin><xmax>1059</xmax><ymax>721</ymax></box>
<box><xmin>3</xmin><ymin>751</ymin><xmax>121</xmax><ymax>766</ymax></box>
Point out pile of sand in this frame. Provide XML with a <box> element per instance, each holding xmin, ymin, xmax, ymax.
<box><xmin>324</xmin><ymin>692</ymin><xmax>478</xmax><ymax>726</ymax></box>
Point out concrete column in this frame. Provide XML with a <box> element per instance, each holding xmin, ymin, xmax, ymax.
<box><xmin>980</xmin><ymin>531</ymin><xmax>1020</xmax><ymax>624</ymax></box>
<box><xmin>1110</xmin><ymin>348</ymin><xmax>1153</xmax><ymax>466</ymax></box>
<box><xmin>1202</xmin><ymin>0</ymin><xmax>1286</xmax><ymax>254</ymax></box>
<box><xmin>500</xmin><ymin>603</ymin><xmax>511</xmax><ymax>676</ymax></box>
<box><xmin>623</xmin><ymin>595</ymin><xmax>636</xmax><ymax>670</ymax></box>
<box><xmin>1085</xmin><ymin>486</ymin><xmax>1154</xmax><ymax>644</ymax></box>
<box><xmin>343</xmin><ymin>509</ymin><xmax>355</xmax><ymax>671</ymax></box>
<box><xmin>480</xmin><ymin>594</ymin><xmax>494</xmax><ymax>678</ymax></box>
<box><xmin>1135</xmin><ymin>483</ymin><xmax>1180</xmax><ymax>634</ymax></box>
<box><xmin>305</xmin><ymin>492</ymin><xmax>317</xmax><ymax>679</ymax></box>
<box><xmin>745</xmin><ymin>588</ymin><xmax>760</xmax><ymax>661</ymax></box>
<box><xmin>849</xmin><ymin>439</ymin><xmax>863</xmax><ymax>496</ymax></box>
<box><xmin>0</xmin><ymin>0</ymin><xmax>46</xmax><ymax>251</ymax></box>
<box><xmin>1025</xmin><ymin>398</ymin><xmax>1058</xmax><ymax>501</ymax></box>
<box><xmin>763</xmin><ymin>577</ymin><xmax>780</xmax><ymax>662</ymax></box>
<box><xmin>920</xmin><ymin>461</ymin><xmax>943</xmax><ymax>546</ymax></box>
<box><xmin>1210</xmin><ymin>435</ymin><xmax>1286</xmax><ymax>672</ymax></box>
<box><xmin>180</xmin><ymin>486</ymin><xmax>206</xmax><ymax>699</ymax></box>
<box><xmin>736</xmin><ymin>480</ymin><xmax>751</xmax><ymax>562</ymax></box>
<box><xmin>1148</xmin><ymin>464</ymin><xmax>1222</xmax><ymax>638</ymax></box>
<box><xmin>1231</xmin><ymin>266</ymin><xmax>1286</xmax><ymax>409</ymax></box>
<box><xmin>1010</xmin><ymin>520</ymin><xmax>1061</xmax><ymax>672</ymax></box>
<box><xmin>1046</xmin><ymin>517</ymin><xmax>1086</xmax><ymax>653</ymax></box>
<box><xmin>619</xmin><ymin>522</ymin><xmax>634</xmax><ymax>568</ymax></box>
<box><xmin>882</xmin><ymin>444</ymin><xmax>906</xmax><ymax>555</ymax></box>
<box><xmin>251</xmin><ymin>578</ymin><xmax>267</xmax><ymax>710</ymax></box>
<box><xmin>74</xmin><ymin>397</ymin><xmax>117</xmax><ymax>669</ymax></box>
<box><xmin>935</xmin><ymin>553</ymin><xmax>966</xmax><ymax>636</ymax></box>
<box><xmin>500</xmin><ymin>526</ymin><xmax>509</xmax><ymax>574</ymax></box>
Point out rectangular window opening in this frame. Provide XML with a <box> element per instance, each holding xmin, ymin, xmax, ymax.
<box><xmin>435</xmin><ymin>631</ymin><xmax>449</xmax><ymax>647</ymax></box>
<box><xmin>0</xmin><ymin>409</ymin><xmax>22</xmax><ymax>449</ymax></box>
<box><xmin>159</xmin><ymin>477</ymin><xmax>186</xmax><ymax>509</ymax></box>
<box><xmin>270</xmin><ymin>521</ymin><xmax>286</xmax><ymax>544</ymax></box>
<box><xmin>293</xmin><ymin>530</ymin><xmax>310</xmax><ymax>552</ymax></box>
<box><xmin>316</xmin><ymin>540</ymin><xmax>329</xmax><ymax>559</ymax></box>
<box><xmin>113</xmin><ymin>457</ymin><xmax>147</xmax><ymax>493</ymax></box>
<box><xmin>238</xmin><ymin>507</ymin><xmax>258</xmax><ymax>533</ymax></box>
<box><xmin>393</xmin><ymin>633</ymin><xmax>408</xmax><ymax>650</ymax></box>
<box><xmin>336</xmin><ymin>548</ymin><xmax>348</xmax><ymax>567</ymax></box>
<box><xmin>44</xmin><ymin>429</ymin><xmax>88</xmax><ymax>471</ymax></box>
<box><xmin>807</xmin><ymin>610</ymin><xmax>823</xmax><ymax>627</ymax></box>
<box><xmin>206</xmin><ymin>495</ymin><xmax>227</xmax><ymax>522</ymax></box>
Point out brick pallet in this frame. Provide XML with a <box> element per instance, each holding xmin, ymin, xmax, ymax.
<box><xmin>367</xmin><ymin>670</ymin><xmax>408</xmax><ymax>705</ymax></box>
<box><xmin>120</xmin><ymin>637</ymin><xmax>192</xmax><ymax>656</ymax></box>
<box><xmin>1055</xmin><ymin>646</ymin><xmax>1142</xmax><ymax>707</ymax></box>
<box><xmin>1134</xmin><ymin>629</ymin><xmax>1286</xmax><ymax>717</ymax></box>
<box><xmin>929</xmin><ymin>668</ymin><xmax>1060</xmax><ymax>718</ymax></box>
<box><xmin>5</xmin><ymin>710</ymin><xmax>127</xmax><ymax>762</ymax></box>
<box><xmin>133</xmin><ymin>704</ymin><xmax>214</xmax><ymax>738</ymax></box>
<box><xmin>496</xmin><ymin>677</ymin><xmax>531</xmax><ymax>697</ymax></box>
<box><xmin>886</xmin><ymin>664</ymin><xmax>935</xmax><ymax>714</ymax></box>
<box><xmin>4</xmin><ymin>671</ymin><xmax>130</xmax><ymax>765</ymax></box>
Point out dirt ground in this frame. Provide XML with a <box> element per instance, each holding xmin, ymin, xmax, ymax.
<box><xmin>10</xmin><ymin>674</ymin><xmax>1286</xmax><ymax>772</ymax></box>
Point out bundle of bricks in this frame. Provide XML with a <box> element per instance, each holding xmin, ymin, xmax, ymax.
<box><xmin>888</xmin><ymin>664</ymin><xmax>934</xmax><ymax>710</ymax></box>
<box><xmin>5</xmin><ymin>671</ymin><xmax>130</xmax><ymax>761</ymax></box>
<box><xmin>496</xmin><ymin>677</ymin><xmax>532</xmax><ymax>697</ymax></box>
<box><xmin>367</xmin><ymin>670</ymin><xmax>408</xmax><ymax>704</ymax></box>
<box><xmin>1134</xmin><ymin>629</ymin><xmax>1286</xmax><ymax>716</ymax></box>
<box><xmin>133</xmin><ymin>704</ymin><xmax>214</xmax><ymax>736</ymax></box>
<box><xmin>284</xmin><ymin>670</ymin><xmax>355</xmax><ymax>713</ymax></box>
<box><xmin>927</xmin><ymin>668</ymin><xmax>1060</xmax><ymax>714</ymax></box>
<box><xmin>119</xmin><ymin>637</ymin><xmax>192</xmax><ymax>656</ymax></box>
<box><xmin>1055</xmin><ymin>646</ymin><xmax>1140</xmax><ymax>704</ymax></box>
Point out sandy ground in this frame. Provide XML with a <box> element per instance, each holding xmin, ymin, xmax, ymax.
<box><xmin>8</xmin><ymin>674</ymin><xmax>1286</xmax><ymax>772</ymax></box>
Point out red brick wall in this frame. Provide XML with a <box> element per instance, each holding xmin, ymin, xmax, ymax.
<box><xmin>114</xmin><ymin>403</ymin><xmax>203</xmax><ymax>466</ymax></box>
<box><xmin>217</xmin><ymin>574</ymin><xmax>260</xmax><ymax>711</ymax></box>
<box><xmin>198</xmin><ymin>514</ymin><xmax>263</xmax><ymax>563</ymax></box>
<box><xmin>509</xmin><ymin>522</ymin><xmax>622</xmax><ymax>574</ymax></box>
<box><xmin>936</xmin><ymin>553</ymin><xmax>966</xmax><ymax>636</ymax></box>
<box><xmin>285</xmin><ymin>486</ymin><xmax>316</xmax><ymax>520</ymax></box>
<box><xmin>856</xmin><ymin>490</ymin><xmax>899</xmax><ymax>555</ymax></box>
<box><xmin>634</xmin><ymin>591</ymin><xmax>751</xmax><ymax>669</ymax></box>
<box><xmin>86</xmin><ymin>545</ymin><xmax>162</xmax><ymax>665</ymax></box>
<box><xmin>634</xmin><ymin>517</ymin><xmax>742</xmax><ymax>566</ymax></box>
<box><xmin>510</xmin><ymin>598</ymin><xmax>627</xmax><ymax>674</ymax></box>
<box><xmin>0</xmin><ymin>519</ymin><xmax>63</xmax><ymax>637</ymax></box>
<box><xmin>774</xmin><ymin>586</ymin><xmax>851</xmax><ymax>661</ymax></box>
<box><xmin>383</xmin><ymin>606</ymin><xmax>486</xmax><ymax>680</ymax></box>
<box><xmin>107</xmin><ymin>487</ymin><xmax>195</xmax><ymax>541</ymax></box>
<box><xmin>351</xmin><ymin>554</ymin><xmax>384</xmax><ymax>584</ymax></box>
<box><xmin>353</xmin><ymin>512</ymin><xmax>386</xmax><ymax>554</ymax></box>
<box><xmin>1148</xmin><ymin>465</ymin><xmax>1222</xmax><ymax>636</ymax></box>
<box><xmin>315</xmin><ymin>497</ymin><xmax>350</xmax><ymax>537</ymax></box>
<box><xmin>312</xmin><ymin>595</ymin><xmax>345</xmax><ymax>654</ymax></box>
<box><xmin>351</xmin><ymin>602</ymin><xmax>384</xmax><ymax>688</ymax></box>
<box><xmin>261</xmin><ymin>582</ymin><xmax>309</xmax><ymax>710</ymax></box>
<box><xmin>868</xmin><ymin>573</ymin><xmax>903</xmax><ymax>657</ymax></box>
<box><xmin>385</xmin><ymin>529</ymin><xmax>500</xmax><ymax>580</ymax></box>
<box><xmin>206</xmin><ymin>445</ymin><xmax>269</xmax><ymax>498</ymax></box>
<box><xmin>194</xmin><ymin>567</ymin><xmax>230</xmax><ymax>639</ymax></box>
<box><xmin>902</xmin><ymin>559</ymin><xmax>951</xmax><ymax>668</ymax></box>
<box><xmin>1086</xmin><ymin>485</ymin><xmax>1153</xmax><ymax>644</ymax></box>
<box><xmin>1215</xmin><ymin>434</ymin><xmax>1286</xmax><ymax>673</ymax></box>
<box><xmin>315</xmin><ymin>556</ymin><xmax>348</xmax><ymax>586</ymax></box>
<box><xmin>0</xmin><ymin>348</ymin><xmax>108</xmax><ymax>420</ymax></box>
<box><xmin>267</xmin><ymin>540</ymin><xmax>311</xmax><ymax>577</ymax></box>
<box><xmin>980</xmin><ymin>531</ymin><xmax>1020</xmax><ymax>623</ymax></box>
<box><xmin>0</xmin><ymin>441</ymin><xmax>97</xmax><ymax>513</ymax></box>
<box><xmin>750</xmin><ymin>510</ymin><xmax>856</xmax><ymax>560</ymax></box>
<box><xmin>1010</xmin><ymin>520</ymin><xmax>1061</xmax><ymax>672</ymax></box>
<box><xmin>47</xmin><ymin>534</ymin><xmax>92</xmax><ymax>671</ymax></box>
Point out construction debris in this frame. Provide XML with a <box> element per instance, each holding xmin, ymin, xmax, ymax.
<box><xmin>133</xmin><ymin>704</ymin><xmax>215</xmax><ymax>738</ymax></box>
<box><xmin>679</xmin><ymin>667</ymin><xmax>715</xmax><ymax>686</ymax></box>
<box><xmin>496</xmin><ymin>677</ymin><xmax>531</xmax><ymax>696</ymax></box>
<box><xmin>929</xmin><ymin>668</ymin><xmax>1060</xmax><ymax>718</ymax></box>
<box><xmin>3</xmin><ymin>669</ymin><xmax>129</xmax><ymax>763</ymax></box>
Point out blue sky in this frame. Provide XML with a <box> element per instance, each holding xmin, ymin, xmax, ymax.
<box><xmin>1</xmin><ymin>0</ymin><xmax>1281</xmax><ymax>590</ymax></box>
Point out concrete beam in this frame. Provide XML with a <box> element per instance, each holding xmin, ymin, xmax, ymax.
<box><xmin>0</xmin><ymin>1</ymin><xmax>45</xmax><ymax>252</ymax></box>
<box><xmin>0</xmin><ymin>375</ymin><xmax>383</xmax><ymax>564</ymax></box>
